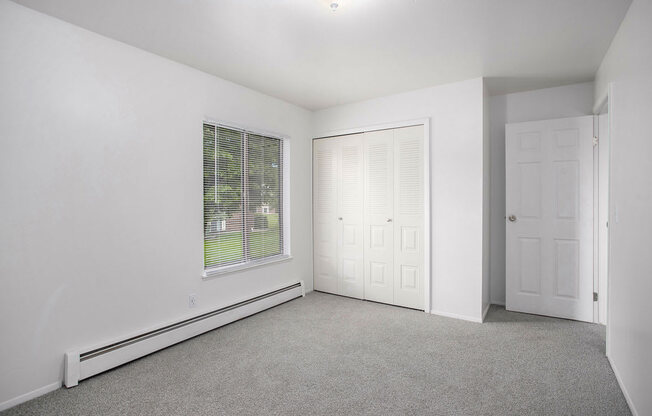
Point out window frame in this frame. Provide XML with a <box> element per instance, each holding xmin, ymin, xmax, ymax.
<box><xmin>202</xmin><ymin>120</ymin><xmax>291</xmax><ymax>279</ymax></box>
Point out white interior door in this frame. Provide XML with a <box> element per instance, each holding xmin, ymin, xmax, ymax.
<box><xmin>313</xmin><ymin>138</ymin><xmax>338</xmax><ymax>294</ymax></box>
<box><xmin>363</xmin><ymin>129</ymin><xmax>394</xmax><ymax>304</ymax></box>
<box><xmin>338</xmin><ymin>134</ymin><xmax>365</xmax><ymax>298</ymax></box>
<box><xmin>393</xmin><ymin>126</ymin><xmax>424</xmax><ymax>309</ymax></box>
<box><xmin>506</xmin><ymin>116</ymin><xmax>594</xmax><ymax>322</ymax></box>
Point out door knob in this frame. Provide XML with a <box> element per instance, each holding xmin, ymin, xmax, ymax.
<box><xmin>338</xmin><ymin>217</ymin><xmax>343</xmax><ymax>221</ymax></box>
<box><xmin>508</xmin><ymin>215</ymin><xmax>517</xmax><ymax>222</ymax></box>
<box><xmin>386</xmin><ymin>218</ymin><xmax>393</xmax><ymax>222</ymax></box>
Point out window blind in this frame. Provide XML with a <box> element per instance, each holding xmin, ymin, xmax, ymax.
<box><xmin>245</xmin><ymin>133</ymin><xmax>283</xmax><ymax>260</ymax></box>
<box><xmin>203</xmin><ymin>123</ymin><xmax>284</xmax><ymax>271</ymax></box>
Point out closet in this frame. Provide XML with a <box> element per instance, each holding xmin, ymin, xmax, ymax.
<box><xmin>313</xmin><ymin>125</ymin><xmax>425</xmax><ymax>310</ymax></box>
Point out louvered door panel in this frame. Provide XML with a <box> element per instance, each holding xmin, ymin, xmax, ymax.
<box><xmin>393</xmin><ymin>126</ymin><xmax>424</xmax><ymax>309</ymax></box>
<box><xmin>313</xmin><ymin>139</ymin><xmax>338</xmax><ymax>293</ymax></box>
<box><xmin>338</xmin><ymin>135</ymin><xmax>365</xmax><ymax>299</ymax></box>
<box><xmin>363</xmin><ymin>129</ymin><xmax>395</xmax><ymax>304</ymax></box>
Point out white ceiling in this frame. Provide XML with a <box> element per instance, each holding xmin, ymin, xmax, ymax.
<box><xmin>14</xmin><ymin>0</ymin><xmax>631</xmax><ymax>110</ymax></box>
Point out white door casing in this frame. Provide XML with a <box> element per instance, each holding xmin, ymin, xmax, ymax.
<box><xmin>363</xmin><ymin>129</ymin><xmax>395</xmax><ymax>304</ymax></box>
<box><xmin>506</xmin><ymin>116</ymin><xmax>594</xmax><ymax>322</ymax></box>
<box><xmin>598</xmin><ymin>113</ymin><xmax>609</xmax><ymax>325</ymax></box>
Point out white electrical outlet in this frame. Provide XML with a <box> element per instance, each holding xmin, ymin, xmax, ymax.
<box><xmin>188</xmin><ymin>293</ymin><xmax>198</xmax><ymax>308</ymax></box>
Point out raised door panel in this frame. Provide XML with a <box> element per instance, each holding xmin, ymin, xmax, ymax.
<box><xmin>338</xmin><ymin>134</ymin><xmax>364</xmax><ymax>299</ymax></box>
<box><xmin>393</xmin><ymin>126</ymin><xmax>424</xmax><ymax>309</ymax></box>
<box><xmin>313</xmin><ymin>138</ymin><xmax>338</xmax><ymax>294</ymax></box>
<box><xmin>363</xmin><ymin>129</ymin><xmax>394</xmax><ymax>304</ymax></box>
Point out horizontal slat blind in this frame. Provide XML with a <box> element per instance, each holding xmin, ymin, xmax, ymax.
<box><xmin>246</xmin><ymin>134</ymin><xmax>283</xmax><ymax>259</ymax></box>
<box><xmin>203</xmin><ymin>124</ymin><xmax>245</xmax><ymax>267</ymax></box>
<box><xmin>203</xmin><ymin>123</ymin><xmax>284</xmax><ymax>271</ymax></box>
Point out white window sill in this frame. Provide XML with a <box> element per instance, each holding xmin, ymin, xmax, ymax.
<box><xmin>202</xmin><ymin>255</ymin><xmax>292</xmax><ymax>279</ymax></box>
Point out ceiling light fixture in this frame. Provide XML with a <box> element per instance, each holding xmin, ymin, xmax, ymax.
<box><xmin>330</xmin><ymin>1</ymin><xmax>339</xmax><ymax>11</ymax></box>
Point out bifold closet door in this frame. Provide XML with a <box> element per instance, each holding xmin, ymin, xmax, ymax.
<box><xmin>393</xmin><ymin>126</ymin><xmax>424</xmax><ymax>309</ymax></box>
<box><xmin>337</xmin><ymin>135</ymin><xmax>364</xmax><ymax>298</ymax></box>
<box><xmin>313</xmin><ymin>135</ymin><xmax>364</xmax><ymax>298</ymax></box>
<box><xmin>363</xmin><ymin>129</ymin><xmax>395</xmax><ymax>304</ymax></box>
<box><xmin>314</xmin><ymin>127</ymin><xmax>424</xmax><ymax>310</ymax></box>
<box><xmin>313</xmin><ymin>138</ymin><xmax>338</xmax><ymax>293</ymax></box>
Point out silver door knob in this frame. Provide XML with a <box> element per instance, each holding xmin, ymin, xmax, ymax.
<box><xmin>508</xmin><ymin>215</ymin><xmax>517</xmax><ymax>222</ymax></box>
<box><xmin>338</xmin><ymin>217</ymin><xmax>343</xmax><ymax>221</ymax></box>
<box><xmin>386</xmin><ymin>218</ymin><xmax>393</xmax><ymax>222</ymax></box>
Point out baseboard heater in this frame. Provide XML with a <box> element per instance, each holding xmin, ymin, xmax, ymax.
<box><xmin>64</xmin><ymin>281</ymin><xmax>304</xmax><ymax>387</ymax></box>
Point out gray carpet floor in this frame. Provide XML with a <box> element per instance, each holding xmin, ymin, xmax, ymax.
<box><xmin>3</xmin><ymin>292</ymin><xmax>630</xmax><ymax>415</ymax></box>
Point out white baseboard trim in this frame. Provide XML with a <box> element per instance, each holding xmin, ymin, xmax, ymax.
<box><xmin>607</xmin><ymin>356</ymin><xmax>639</xmax><ymax>416</ymax></box>
<box><xmin>0</xmin><ymin>381</ymin><xmax>61</xmax><ymax>412</ymax></box>
<box><xmin>430</xmin><ymin>309</ymin><xmax>483</xmax><ymax>323</ymax></box>
<box><xmin>481</xmin><ymin>303</ymin><xmax>491</xmax><ymax>322</ymax></box>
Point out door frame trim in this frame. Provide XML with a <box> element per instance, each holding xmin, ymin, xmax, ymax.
<box><xmin>592</xmin><ymin>114</ymin><xmax>599</xmax><ymax>323</ymax></box>
<box><xmin>314</xmin><ymin>118</ymin><xmax>432</xmax><ymax>313</ymax></box>
<box><xmin>593</xmin><ymin>82</ymin><xmax>614</xmax><ymax>356</ymax></box>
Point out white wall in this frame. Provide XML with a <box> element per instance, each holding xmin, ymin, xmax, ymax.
<box><xmin>0</xmin><ymin>0</ymin><xmax>313</xmax><ymax>408</ymax></box>
<box><xmin>313</xmin><ymin>78</ymin><xmax>487</xmax><ymax>322</ymax></box>
<box><xmin>594</xmin><ymin>0</ymin><xmax>652</xmax><ymax>414</ymax></box>
<box><xmin>488</xmin><ymin>82</ymin><xmax>595</xmax><ymax>305</ymax></box>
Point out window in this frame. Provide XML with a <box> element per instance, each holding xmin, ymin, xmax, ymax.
<box><xmin>203</xmin><ymin>122</ymin><xmax>287</xmax><ymax>274</ymax></box>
